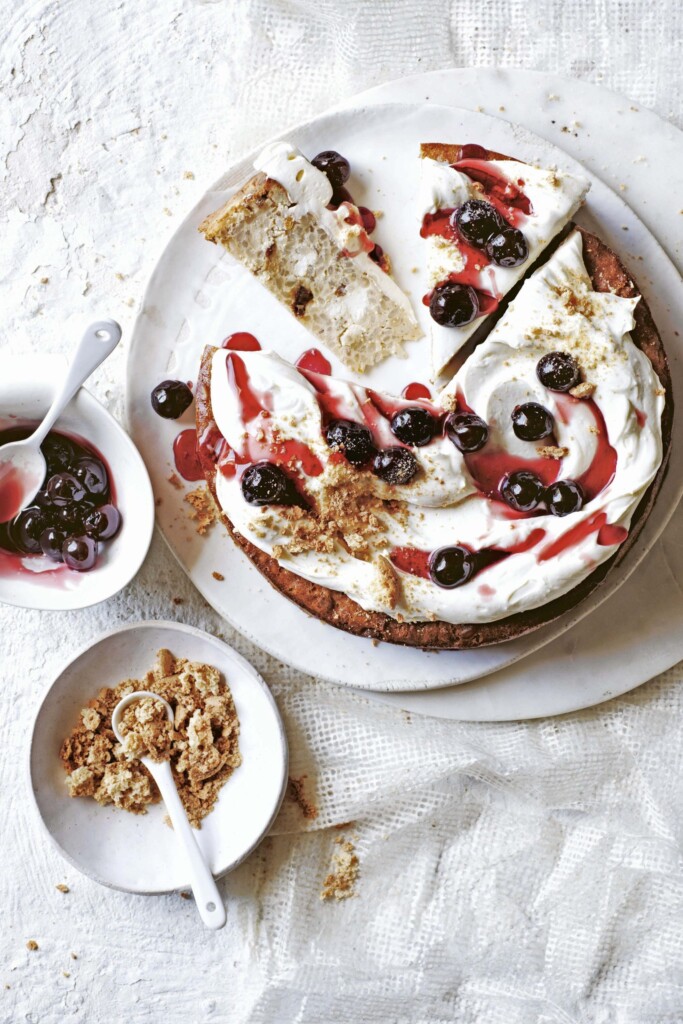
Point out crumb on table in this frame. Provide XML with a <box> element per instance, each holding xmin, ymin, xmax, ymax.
<box><xmin>287</xmin><ymin>775</ymin><xmax>318</xmax><ymax>820</ymax></box>
<box><xmin>320</xmin><ymin>836</ymin><xmax>359</xmax><ymax>901</ymax></box>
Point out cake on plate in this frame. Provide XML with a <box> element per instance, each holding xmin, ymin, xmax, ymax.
<box><xmin>193</xmin><ymin>220</ymin><xmax>671</xmax><ymax>649</ymax></box>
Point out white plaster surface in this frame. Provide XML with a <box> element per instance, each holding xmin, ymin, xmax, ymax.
<box><xmin>3</xmin><ymin>3</ymin><xmax>683</xmax><ymax>1022</ymax></box>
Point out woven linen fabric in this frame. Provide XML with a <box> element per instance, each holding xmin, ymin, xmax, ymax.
<box><xmin>3</xmin><ymin>0</ymin><xmax>683</xmax><ymax>1021</ymax></box>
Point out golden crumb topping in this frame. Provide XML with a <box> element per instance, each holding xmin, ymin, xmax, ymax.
<box><xmin>60</xmin><ymin>650</ymin><xmax>241</xmax><ymax>829</ymax></box>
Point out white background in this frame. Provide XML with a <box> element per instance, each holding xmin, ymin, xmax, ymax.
<box><xmin>3</xmin><ymin>2</ymin><xmax>683</xmax><ymax>1022</ymax></box>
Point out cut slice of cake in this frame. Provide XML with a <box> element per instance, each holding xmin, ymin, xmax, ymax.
<box><xmin>419</xmin><ymin>142</ymin><xmax>590</xmax><ymax>380</ymax></box>
<box><xmin>200</xmin><ymin>142</ymin><xmax>422</xmax><ymax>374</ymax></box>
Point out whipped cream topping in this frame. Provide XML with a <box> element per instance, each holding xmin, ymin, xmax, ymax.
<box><xmin>254</xmin><ymin>141</ymin><xmax>417</xmax><ymax>323</ymax></box>
<box><xmin>419</xmin><ymin>154</ymin><xmax>590</xmax><ymax>378</ymax></box>
<box><xmin>208</xmin><ymin>231</ymin><xmax>664</xmax><ymax>626</ymax></box>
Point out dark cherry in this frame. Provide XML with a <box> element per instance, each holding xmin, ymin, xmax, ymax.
<box><xmin>500</xmin><ymin>470</ymin><xmax>544</xmax><ymax>512</ymax></box>
<box><xmin>83</xmin><ymin>503</ymin><xmax>121</xmax><ymax>540</ymax></box>
<box><xmin>390</xmin><ymin>408</ymin><xmax>437</xmax><ymax>448</ymax></box>
<box><xmin>39</xmin><ymin>526</ymin><xmax>67</xmax><ymax>562</ymax></box>
<box><xmin>62</xmin><ymin>535</ymin><xmax>97</xmax><ymax>572</ymax></box>
<box><xmin>454</xmin><ymin>199</ymin><xmax>506</xmax><ymax>248</ymax></box>
<box><xmin>372</xmin><ymin>447</ymin><xmax>419</xmax><ymax>485</ymax></box>
<box><xmin>536</xmin><ymin>352</ymin><xmax>581</xmax><ymax>392</ymax></box>
<box><xmin>428</xmin><ymin>545</ymin><xmax>476</xmax><ymax>589</ymax></box>
<box><xmin>485</xmin><ymin>227</ymin><xmax>529</xmax><ymax>267</ymax></box>
<box><xmin>55</xmin><ymin>502</ymin><xmax>90</xmax><ymax>535</ymax></box>
<box><xmin>445</xmin><ymin>412</ymin><xmax>489</xmax><ymax>453</ymax></box>
<box><xmin>41</xmin><ymin>434</ymin><xmax>75</xmax><ymax>475</ymax></box>
<box><xmin>429</xmin><ymin>282</ymin><xmax>479</xmax><ymax>328</ymax></box>
<box><xmin>47</xmin><ymin>472</ymin><xmax>87</xmax><ymax>507</ymax></box>
<box><xmin>358</xmin><ymin>206</ymin><xmax>376</xmax><ymax>233</ymax></box>
<box><xmin>151</xmin><ymin>379</ymin><xmax>194</xmax><ymax>419</ymax></box>
<box><xmin>311</xmin><ymin>150</ymin><xmax>350</xmax><ymax>191</ymax></box>
<box><xmin>546</xmin><ymin>479</ymin><xmax>584</xmax><ymax>517</ymax></box>
<box><xmin>511</xmin><ymin>402</ymin><xmax>554</xmax><ymax>441</ymax></box>
<box><xmin>241</xmin><ymin>462</ymin><xmax>294</xmax><ymax>506</ymax></box>
<box><xmin>10</xmin><ymin>507</ymin><xmax>53</xmax><ymax>554</ymax></box>
<box><xmin>73</xmin><ymin>457</ymin><xmax>109</xmax><ymax>500</ymax></box>
<box><xmin>329</xmin><ymin>185</ymin><xmax>353</xmax><ymax>209</ymax></box>
<box><xmin>324</xmin><ymin>420</ymin><xmax>376</xmax><ymax>466</ymax></box>
<box><xmin>33</xmin><ymin>489</ymin><xmax>54</xmax><ymax>511</ymax></box>
<box><xmin>369</xmin><ymin>243</ymin><xmax>384</xmax><ymax>265</ymax></box>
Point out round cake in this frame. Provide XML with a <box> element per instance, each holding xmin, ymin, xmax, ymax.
<box><xmin>194</xmin><ymin>228</ymin><xmax>672</xmax><ymax>650</ymax></box>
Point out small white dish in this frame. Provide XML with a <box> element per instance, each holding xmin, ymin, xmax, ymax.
<box><xmin>29</xmin><ymin>620</ymin><xmax>288</xmax><ymax>894</ymax></box>
<box><xmin>0</xmin><ymin>354</ymin><xmax>154</xmax><ymax>610</ymax></box>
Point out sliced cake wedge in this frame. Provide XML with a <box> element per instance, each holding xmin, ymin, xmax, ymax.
<box><xmin>419</xmin><ymin>142</ymin><xmax>590</xmax><ymax>380</ymax></box>
<box><xmin>200</xmin><ymin>142</ymin><xmax>422</xmax><ymax>374</ymax></box>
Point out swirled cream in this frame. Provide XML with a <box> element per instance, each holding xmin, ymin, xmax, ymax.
<box><xmin>206</xmin><ymin>231</ymin><xmax>665</xmax><ymax>626</ymax></box>
<box><xmin>420</xmin><ymin>149</ymin><xmax>590</xmax><ymax>378</ymax></box>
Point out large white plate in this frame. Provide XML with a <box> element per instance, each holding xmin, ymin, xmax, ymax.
<box><xmin>345</xmin><ymin>69</ymin><xmax>683</xmax><ymax>718</ymax></box>
<box><xmin>127</xmin><ymin>99</ymin><xmax>683</xmax><ymax>693</ymax></box>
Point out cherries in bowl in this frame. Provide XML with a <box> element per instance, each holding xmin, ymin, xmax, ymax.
<box><xmin>0</xmin><ymin>367</ymin><xmax>154</xmax><ymax>610</ymax></box>
<box><xmin>1</xmin><ymin>431</ymin><xmax>120</xmax><ymax>573</ymax></box>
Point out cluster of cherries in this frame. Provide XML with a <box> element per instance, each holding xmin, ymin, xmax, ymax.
<box><xmin>428</xmin><ymin>351</ymin><xmax>586</xmax><ymax>588</ymax></box>
<box><xmin>239</xmin><ymin>350</ymin><xmax>587</xmax><ymax>526</ymax></box>
<box><xmin>310</xmin><ymin>150</ymin><xmax>383</xmax><ymax>265</ymax></box>
<box><xmin>0</xmin><ymin>432</ymin><xmax>120</xmax><ymax>572</ymax></box>
<box><xmin>429</xmin><ymin>198</ymin><xmax>530</xmax><ymax>329</ymax></box>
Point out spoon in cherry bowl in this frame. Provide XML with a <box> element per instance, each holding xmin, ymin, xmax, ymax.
<box><xmin>0</xmin><ymin>320</ymin><xmax>122</xmax><ymax>524</ymax></box>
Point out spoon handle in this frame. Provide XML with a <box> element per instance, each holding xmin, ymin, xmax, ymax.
<box><xmin>31</xmin><ymin>320</ymin><xmax>122</xmax><ymax>447</ymax></box>
<box><xmin>147</xmin><ymin>759</ymin><xmax>227</xmax><ymax>930</ymax></box>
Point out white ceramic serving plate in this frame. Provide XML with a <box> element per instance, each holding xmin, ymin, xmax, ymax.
<box><xmin>340</xmin><ymin>69</ymin><xmax>683</xmax><ymax>719</ymax></box>
<box><xmin>0</xmin><ymin>355</ymin><xmax>154</xmax><ymax>610</ymax></box>
<box><xmin>29</xmin><ymin>620</ymin><xmax>288</xmax><ymax>894</ymax></box>
<box><xmin>126</xmin><ymin>100</ymin><xmax>683</xmax><ymax>693</ymax></box>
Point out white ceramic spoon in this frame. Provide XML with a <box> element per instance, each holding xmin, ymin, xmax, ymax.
<box><xmin>0</xmin><ymin>319</ymin><xmax>122</xmax><ymax>523</ymax></box>
<box><xmin>111</xmin><ymin>691</ymin><xmax>227</xmax><ymax>929</ymax></box>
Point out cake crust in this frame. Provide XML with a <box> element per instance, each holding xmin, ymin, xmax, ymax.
<box><xmin>195</xmin><ymin>228</ymin><xmax>672</xmax><ymax>650</ymax></box>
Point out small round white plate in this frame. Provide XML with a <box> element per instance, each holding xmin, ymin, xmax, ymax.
<box><xmin>127</xmin><ymin>99</ymin><xmax>683</xmax><ymax>693</ymax></box>
<box><xmin>29</xmin><ymin>620</ymin><xmax>288</xmax><ymax>894</ymax></box>
<box><xmin>1</xmin><ymin>355</ymin><xmax>154</xmax><ymax>611</ymax></box>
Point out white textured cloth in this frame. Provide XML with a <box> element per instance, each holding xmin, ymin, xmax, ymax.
<box><xmin>3</xmin><ymin>1</ymin><xmax>683</xmax><ymax>1021</ymax></box>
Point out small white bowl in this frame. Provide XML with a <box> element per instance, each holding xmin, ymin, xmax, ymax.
<box><xmin>29</xmin><ymin>620</ymin><xmax>288</xmax><ymax>893</ymax></box>
<box><xmin>0</xmin><ymin>355</ymin><xmax>154</xmax><ymax>610</ymax></box>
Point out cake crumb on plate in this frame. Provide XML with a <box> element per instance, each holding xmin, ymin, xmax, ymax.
<box><xmin>185</xmin><ymin>486</ymin><xmax>219</xmax><ymax>535</ymax></box>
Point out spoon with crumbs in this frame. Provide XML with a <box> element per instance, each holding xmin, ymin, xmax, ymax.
<box><xmin>111</xmin><ymin>691</ymin><xmax>227</xmax><ymax>929</ymax></box>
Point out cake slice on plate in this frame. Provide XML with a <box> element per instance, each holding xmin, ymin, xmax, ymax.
<box><xmin>419</xmin><ymin>142</ymin><xmax>590</xmax><ymax>380</ymax></box>
<box><xmin>200</xmin><ymin>142</ymin><xmax>422</xmax><ymax>374</ymax></box>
